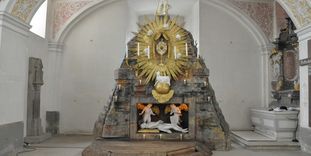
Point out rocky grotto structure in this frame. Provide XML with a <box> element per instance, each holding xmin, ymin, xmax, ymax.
<box><xmin>84</xmin><ymin>1</ymin><xmax>230</xmax><ymax>155</ymax></box>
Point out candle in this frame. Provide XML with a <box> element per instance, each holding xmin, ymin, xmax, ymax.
<box><xmin>197</xmin><ymin>42</ymin><xmax>200</xmax><ymax>59</ymax></box>
<box><xmin>126</xmin><ymin>45</ymin><xmax>128</xmax><ymax>58</ymax></box>
<box><xmin>174</xmin><ymin>46</ymin><xmax>177</xmax><ymax>59</ymax></box>
<box><xmin>137</xmin><ymin>42</ymin><xmax>140</xmax><ymax>56</ymax></box>
<box><xmin>139</xmin><ymin>79</ymin><xmax>142</xmax><ymax>85</ymax></box>
<box><xmin>148</xmin><ymin>46</ymin><xmax>150</xmax><ymax>59</ymax></box>
<box><xmin>185</xmin><ymin>43</ymin><xmax>188</xmax><ymax>56</ymax></box>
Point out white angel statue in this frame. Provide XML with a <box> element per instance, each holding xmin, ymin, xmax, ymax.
<box><xmin>139</xmin><ymin>104</ymin><xmax>155</xmax><ymax>123</ymax></box>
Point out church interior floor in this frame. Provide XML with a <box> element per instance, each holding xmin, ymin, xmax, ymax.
<box><xmin>17</xmin><ymin>135</ymin><xmax>310</xmax><ymax>156</ymax></box>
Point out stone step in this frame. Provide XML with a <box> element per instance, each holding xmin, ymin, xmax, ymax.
<box><xmin>167</xmin><ymin>146</ymin><xmax>196</xmax><ymax>156</ymax></box>
<box><xmin>231</xmin><ymin>131</ymin><xmax>300</xmax><ymax>150</ymax></box>
<box><xmin>82</xmin><ymin>140</ymin><xmax>208</xmax><ymax>156</ymax></box>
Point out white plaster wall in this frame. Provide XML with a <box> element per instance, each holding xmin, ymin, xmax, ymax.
<box><xmin>59</xmin><ymin>1</ymin><xmax>127</xmax><ymax>134</ymax></box>
<box><xmin>0</xmin><ymin>13</ymin><xmax>48</xmax><ymax>136</ymax></box>
<box><xmin>0</xmin><ymin>26</ymin><xmax>28</xmax><ymax>127</ymax></box>
<box><xmin>200</xmin><ymin>2</ymin><xmax>262</xmax><ymax>130</ymax></box>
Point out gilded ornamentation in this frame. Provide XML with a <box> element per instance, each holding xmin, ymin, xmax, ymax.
<box><xmin>156</xmin><ymin>0</ymin><xmax>170</xmax><ymax>16</ymax></box>
<box><xmin>151</xmin><ymin>71</ymin><xmax>174</xmax><ymax>103</ymax></box>
<box><xmin>283</xmin><ymin>0</ymin><xmax>311</xmax><ymax>28</ymax></box>
<box><xmin>11</xmin><ymin>0</ymin><xmax>39</xmax><ymax>22</ymax></box>
<box><xmin>152</xmin><ymin>89</ymin><xmax>174</xmax><ymax>103</ymax></box>
<box><xmin>134</xmin><ymin>15</ymin><xmax>189</xmax><ymax>83</ymax></box>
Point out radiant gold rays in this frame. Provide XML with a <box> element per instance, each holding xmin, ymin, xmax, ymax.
<box><xmin>131</xmin><ymin>15</ymin><xmax>189</xmax><ymax>84</ymax></box>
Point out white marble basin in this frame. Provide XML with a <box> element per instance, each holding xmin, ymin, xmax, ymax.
<box><xmin>250</xmin><ymin>107</ymin><xmax>299</xmax><ymax>141</ymax></box>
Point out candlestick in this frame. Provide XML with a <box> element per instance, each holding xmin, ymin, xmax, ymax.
<box><xmin>126</xmin><ymin>45</ymin><xmax>128</xmax><ymax>58</ymax></box>
<box><xmin>185</xmin><ymin>43</ymin><xmax>188</xmax><ymax>56</ymax></box>
<box><xmin>174</xmin><ymin>46</ymin><xmax>177</xmax><ymax>59</ymax></box>
<box><xmin>137</xmin><ymin>42</ymin><xmax>140</xmax><ymax>56</ymax></box>
<box><xmin>148</xmin><ymin>46</ymin><xmax>150</xmax><ymax>59</ymax></box>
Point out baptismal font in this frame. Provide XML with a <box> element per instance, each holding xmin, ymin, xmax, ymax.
<box><xmin>84</xmin><ymin>1</ymin><xmax>231</xmax><ymax>155</ymax></box>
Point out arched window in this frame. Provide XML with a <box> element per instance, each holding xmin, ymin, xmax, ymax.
<box><xmin>30</xmin><ymin>0</ymin><xmax>48</xmax><ymax>38</ymax></box>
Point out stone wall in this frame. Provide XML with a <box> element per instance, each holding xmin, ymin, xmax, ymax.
<box><xmin>0</xmin><ymin>122</ymin><xmax>24</xmax><ymax>156</ymax></box>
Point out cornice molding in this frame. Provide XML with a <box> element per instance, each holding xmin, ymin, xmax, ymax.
<box><xmin>0</xmin><ymin>11</ymin><xmax>30</xmax><ymax>37</ymax></box>
<box><xmin>296</xmin><ymin>24</ymin><xmax>311</xmax><ymax>42</ymax></box>
<box><xmin>48</xmin><ymin>42</ymin><xmax>64</xmax><ymax>53</ymax></box>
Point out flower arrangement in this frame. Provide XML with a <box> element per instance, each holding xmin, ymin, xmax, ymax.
<box><xmin>179</xmin><ymin>104</ymin><xmax>189</xmax><ymax>111</ymax></box>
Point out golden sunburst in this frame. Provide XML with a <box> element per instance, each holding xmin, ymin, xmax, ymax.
<box><xmin>130</xmin><ymin>15</ymin><xmax>189</xmax><ymax>84</ymax></box>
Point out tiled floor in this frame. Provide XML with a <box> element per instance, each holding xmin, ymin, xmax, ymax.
<box><xmin>17</xmin><ymin>135</ymin><xmax>311</xmax><ymax>156</ymax></box>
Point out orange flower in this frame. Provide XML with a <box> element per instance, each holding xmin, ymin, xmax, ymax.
<box><xmin>179</xmin><ymin>104</ymin><xmax>189</xmax><ymax>111</ymax></box>
<box><xmin>137</xmin><ymin>103</ymin><xmax>145</xmax><ymax>110</ymax></box>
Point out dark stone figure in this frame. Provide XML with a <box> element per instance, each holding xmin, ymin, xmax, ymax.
<box><xmin>25</xmin><ymin>57</ymin><xmax>50</xmax><ymax>143</ymax></box>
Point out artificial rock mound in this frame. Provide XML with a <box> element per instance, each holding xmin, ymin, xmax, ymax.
<box><xmin>84</xmin><ymin>4</ymin><xmax>230</xmax><ymax>155</ymax></box>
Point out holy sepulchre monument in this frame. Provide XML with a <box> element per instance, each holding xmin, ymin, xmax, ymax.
<box><xmin>84</xmin><ymin>1</ymin><xmax>230</xmax><ymax>155</ymax></box>
<box><xmin>2</xmin><ymin>0</ymin><xmax>311</xmax><ymax>156</ymax></box>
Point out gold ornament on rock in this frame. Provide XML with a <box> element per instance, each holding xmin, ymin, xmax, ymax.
<box><xmin>128</xmin><ymin>0</ymin><xmax>193</xmax><ymax>103</ymax></box>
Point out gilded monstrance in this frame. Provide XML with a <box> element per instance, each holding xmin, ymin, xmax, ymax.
<box><xmin>133</xmin><ymin>15</ymin><xmax>189</xmax><ymax>84</ymax></box>
<box><xmin>126</xmin><ymin>7</ymin><xmax>193</xmax><ymax>103</ymax></box>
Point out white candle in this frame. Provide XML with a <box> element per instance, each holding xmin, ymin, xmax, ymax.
<box><xmin>126</xmin><ymin>45</ymin><xmax>128</xmax><ymax>58</ymax></box>
<box><xmin>185</xmin><ymin>43</ymin><xmax>188</xmax><ymax>56</ymax></box>
<box><xmin>174</xmin><ymin>46</ymin><xmax>177</xmax><ymax>59</ymax></box>
<box><xmin>137</xmin><ymin>42</ymin><xmax>140</xmax><ymax>56</ymax></box>
<box><xmin>148</xmin><ymin>46</ymin><xmax>150</xmax><ymax>59</ymax></box>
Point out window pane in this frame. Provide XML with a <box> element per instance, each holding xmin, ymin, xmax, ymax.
<box><xmin>30</xmin><ymin>0</ymin><xmax>48</xmax><ymax>38</ymax></box>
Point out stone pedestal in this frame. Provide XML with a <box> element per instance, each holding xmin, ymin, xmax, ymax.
<box><xmin>251</xmin><ymin>108</ymin><xmax>299</xmax><ymax>141</ymax></box>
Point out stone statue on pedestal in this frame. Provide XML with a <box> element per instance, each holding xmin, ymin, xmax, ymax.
<box><xmin>25</xmin><ymin>57</ymin><xmax>50</xmax><ymax>143</ymax></box>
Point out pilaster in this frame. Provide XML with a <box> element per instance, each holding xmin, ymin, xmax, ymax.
<box><xmin>45</xmin><ymin>42</ymin><xmax>64</xmax><ymax>112</ymax></box>
<box><xmin>260</xmin><ymin>43</ymin><xmax>274</xmax><ymax>107</ymax></box>
<box><xmin>296</xmin><ymin>25</ymin><xmax>311</xmax><ymax>154</ymax></box>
